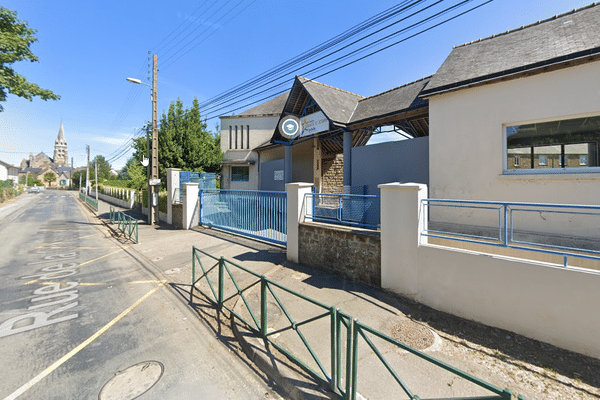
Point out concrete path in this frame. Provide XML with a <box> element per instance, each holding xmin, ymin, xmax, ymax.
<box><xmin>86</xmin><ymin>194</ymin><xmax>519</xmax><ymax>400</ymax></box>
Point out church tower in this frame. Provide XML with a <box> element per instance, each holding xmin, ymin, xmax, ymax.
<box><xmin>53</xmin><ymin>122</ymin><xmax>68</xmax><ymax>166</ymax></box>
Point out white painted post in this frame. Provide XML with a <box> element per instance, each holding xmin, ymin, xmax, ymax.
<box><xmin>182</xmin><ymin>182</ymin><xmax>199</xmax><ymax>230</ymax></box>
<box><xmin>167</xmin><ymin>168</ymin><xmax>180</xmax><ymax>226</ymax></box>
<box><xmin>286</xmin><ymin>182</ymin><xmax>314</xmax><ymax>263</ymax></box>
<box><xmin>129</xmin><ymin>190</ymin><xmax>135</xmax><ymax>209</ymax></box>
<box><xmin>378</xmin><ymin>182</ymin><xmax>428</xmax><ymax>298</ymax></box>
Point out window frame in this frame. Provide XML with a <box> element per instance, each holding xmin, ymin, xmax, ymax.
<box><xmin>503</xmin><ymin>114</ymin><xmax>600</xmax><ymax>175</ymax></box>
<box><xmin>231</xmin><ymin>166</ymin><xmax>249</xmax><ymax>182</ymax></box>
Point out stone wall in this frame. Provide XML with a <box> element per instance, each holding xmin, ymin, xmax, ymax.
<box><xmin>298</xmin><ymin>222</ymin><xmax>380</xmax><ymax>286</ymax></box>
<box><xmin>321</xmin><ymin>154</ymin><xmax>343</xmax><ymax>191</ymax></box>
<box><xmin>172</xmin><ymin>204</ymin><xmax>183</xmax><ymax>229</ymax></box>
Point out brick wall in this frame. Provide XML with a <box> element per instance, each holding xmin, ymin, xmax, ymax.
<box><xmin>298</xmin><ymin>222</ymin><xmax>380</xmax><ymax>286</ymax></box>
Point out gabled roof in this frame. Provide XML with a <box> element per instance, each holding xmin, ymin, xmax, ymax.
<box><xmin>349</xmin><ymin>76</ymin><xmax>431</xmax><ymax>126</ymax></box>
<box><xmin>0</xmin><ymin>160</ymin><xmax>18</xmax><ymax>169</ymax></box>
<box><xmin>223</xmin><ymin>92</ymin><xmax>289</xmax><ymax>118</ymax></box>
<box><xmin>423</xmin><ymin>3</ymin><xmax>600</xmax><ymax>96</ymax></box>
<box><xmin>298</xmin><ymin>77</ymin><xmax>364</xmax><ymax>125</ymax></box>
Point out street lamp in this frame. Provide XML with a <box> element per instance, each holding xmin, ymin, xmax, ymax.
<box><xmin>126</xmin><ymin>54</ymin><xmax>158</xmax><ymax>226</ymax></box>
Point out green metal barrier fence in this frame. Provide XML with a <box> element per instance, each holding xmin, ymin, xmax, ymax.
<box><xmin>109</xmin><ymin>206</ymin><xmax>138</xmax><ymax>243</ymax></box>
<box><xmin>79</xmin><ymin>191</ymin><xmax>98</xmax><ymax>211</ymax></box>
<box><xmin>191</xmin><ymin>247</ymin><xmax>519</xmax><ymax>400</ymax></box>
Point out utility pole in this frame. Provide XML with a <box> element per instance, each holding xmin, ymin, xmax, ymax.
<box><xmin>149</xmin><ymin>54</ymin><xmax>159</xmax><ymax>226</ymax></box>
<box><xmin>86</xmin><ymin>145</ymin><xmax>90</xmax><ymax>195</ymax></box>
<box><xmin>79</xmin><ymin>174</ymin><xmax>82</xmax><ymax>191</ymax></box>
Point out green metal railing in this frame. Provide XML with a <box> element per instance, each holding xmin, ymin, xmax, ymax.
<box><xmin>79</xmin><ymin>191</ymin><xmax>98</xmax><ymax>211</ymax></box>
<box><xmin>109</xmin><ymin>206</ymin><xmax>138</xmax><ymax>243</ymax></box>
<box><xmin>191</xmin><ymin>247</ymin><xmax>519</xmax><ymax>400</ymax></box>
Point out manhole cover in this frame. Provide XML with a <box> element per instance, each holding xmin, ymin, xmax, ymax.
<box><xmin>389</xmin><ymin>320</ymin><xmax>435</xmax><ymax>350</ymax></box>
<box><xmin>99</xmin><ymin>361</ymin><xmax>164</xmax><ymax>400</ymax></box>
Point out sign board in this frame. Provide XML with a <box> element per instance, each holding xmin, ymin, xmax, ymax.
<box><xmin>300</xmin><ymin>111</ymin><xmax>329</xmax><ymax>137</ymax></box>
<box><xmin>149</xmin><ymin>179</ymin><xmax>161</xmax><ymax>186</ymax></box>
<box><xmin>279</xmin><ymin>116</ymin><xmax>301</xmax><ymax>140</ymax></box>
<box><xmin>274</xmin><ymin>170</ymin><xmax>284</xmax><ymax>181</ymax></box>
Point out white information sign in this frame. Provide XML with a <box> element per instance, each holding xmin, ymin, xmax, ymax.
<box><xmin>300</xmin><ymin>111</ymin><xmax>329</xmax><ymax>137</ymax></box>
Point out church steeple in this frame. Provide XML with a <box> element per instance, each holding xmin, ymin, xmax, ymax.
<box><xmin>53</xmin><ymin>122</ymin><xmax>68</xmax><ymax>166</ymax></box>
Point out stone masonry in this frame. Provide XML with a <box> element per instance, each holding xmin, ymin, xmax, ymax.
<box><xmin>298</xmin><ymin>222</ymin><xmax>380</xmax><ymax>286</ymax></box>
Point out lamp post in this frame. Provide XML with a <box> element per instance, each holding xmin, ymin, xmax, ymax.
<box><xmin>126</xmin><ymin>54</ymin><xmax>158</xmax><ymax>225</ymax></box>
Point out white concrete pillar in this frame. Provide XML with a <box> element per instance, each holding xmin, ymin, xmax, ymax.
<box><xmin>286</xmin><ymin>182</ymin><xmax>314</xmax><ymax>263</ymax></box>
<box><xmin>129</xmin><ymin>190</ymin><xmax>135</xmax><ymax>208</ymax></box>
<box><xmin>378</xmin><ymin>182</ymin><xmax>428</xmax><ymax>298</ymax></box>
<box><xmin>182</xmin><ymin>182</ymin><xmax>199</xmax><ymax>230</ymax></box>
<box><xmin>167</xmin><ymin>168</ymin><xmax>181</xmax><ymax>225</ymax></box>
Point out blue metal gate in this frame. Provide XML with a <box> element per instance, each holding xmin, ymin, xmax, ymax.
<box><xmin>199</xmin><ymin>189</ymin><xmax>287</xmax><ymax>245</ymax></box>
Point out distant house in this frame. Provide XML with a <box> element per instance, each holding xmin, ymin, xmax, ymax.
<box><xmin>0</xmin><ymin>160</ymin><xmax>19</xmax><ymax>184</ymax></box>
<box><xmin>420</xmin><ymin>3</ymin><xmax>600</xmax><ymax>205</ymax></box>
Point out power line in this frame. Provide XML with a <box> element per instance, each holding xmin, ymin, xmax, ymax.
<box><xmin>202</xmin><ymin>0</ymin><xmax>493</xmax><ymax>121</ymax></box>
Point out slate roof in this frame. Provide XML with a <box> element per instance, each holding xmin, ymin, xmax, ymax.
<box><xmin>349</xmin><ymin>76</ymin><xmax>431</xmax><ymax>125</ymax></box>
<box><xmin>228</xmin><ymin>92</ymin><xmax>289</xmax><ymax>117</ymax></box>
<box><xmin>423</xmin><ymin>2</ymin><xmax>600</xmax><ymax>96</ymax></box>
<box><xmin>297</xmin><ymin>77</ymin><xmax>364</xmax><ymax>125</ymax></box>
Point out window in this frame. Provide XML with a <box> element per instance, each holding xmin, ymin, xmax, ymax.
<box><xmin>231</xmin><ymin>166</ymin><xmax>249</xmax><ymax>182</ymax></box>
<box><xmin>506</xmin><ymin>115</ymin><xmax>600</xmax><ymax>172</ymax></box>
<box><xmin>235</xmin><ymin>126</ymin><xmax>238</xmax><ymax>149</ymax></box>
<box><xmin>229</xmin><ymin>126</ymin><xmax>232</xmax><ymax>149</ymax></box>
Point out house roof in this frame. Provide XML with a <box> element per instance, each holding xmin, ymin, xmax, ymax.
<box><xmin>423</xmin><ymin>2</ymin><xmax>600</xmax><ymax>96</ymax></box>
<box><xmin>298</xmin><ymin>77</ymin><xmax>364</xmax><ymax>125</ymax></box>
<box><xmin>349</xmin><ymin>76</ymin><xmax>431</xmax><ymax>126</ymax></box>
<box><xmin>0</xmin><ymin>160</ymin><xmax>18</xmax><ymax>169</ymax></box>
<box><xmin>223</xmin><ymin>92</ymin><xmax>289</xmax><ymax>118</ymax></box>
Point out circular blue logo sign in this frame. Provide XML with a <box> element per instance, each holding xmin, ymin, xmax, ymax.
<box><xmin>279</xmin><ymin>116</ymin><xmax>301</xmax><ymax>140</ymax></box>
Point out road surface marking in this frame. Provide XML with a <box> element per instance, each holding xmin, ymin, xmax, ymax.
<box><xmin>23</xmin><ymin>248</ymin><xmax>128</xmax><ymax>285</ymax></box>
<box><xmin>3</xmin><ymin>282</ymin><xmax>165</xmax><ymax>400</ymax></box>
<box><xmin>28</xmin><ymin>280</ymin><xmax>168</xmax><ymax>287</ymax></box>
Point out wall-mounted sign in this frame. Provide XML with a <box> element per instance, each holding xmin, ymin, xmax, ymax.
<box><xmin>279</xmin><ymin>115</ymin><xmax>301</xmax><ymax>140</ymax></box>
<box><xmin>300</xmin><ymin>111</ymin><xmax>329</xmax><ymax>137</ymax></box>
<box><xmin>274</xmin><ymin>170</ymin><xmax>283</xmax><ymax>181</ymax></box>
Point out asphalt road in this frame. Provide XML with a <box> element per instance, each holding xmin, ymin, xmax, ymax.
<box><xmin>0</xmin><ymin>191</ymin><xmax>279</xmax><ymax>400</ymax></box>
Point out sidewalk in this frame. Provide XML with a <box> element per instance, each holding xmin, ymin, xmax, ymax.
<box><xmin>84</xmin><ymin>193</ymin><xmax>599</xmax><ymax>400</ymax></box>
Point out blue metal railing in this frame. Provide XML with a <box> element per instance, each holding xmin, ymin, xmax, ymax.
<box><xmin>305</xmin><ymin>193</ymin><xmax>380</xmax><ymax>230</ymax></box>
<box><xmin>179</xmin><ymin>171</ymin><xmax>217</xmax><ymax>203</ymax></box>
<box><xmin>199</xmin><ymin>189</ymin><xmax>287</xmax><ymax>245</ymax></box>
<box><xmin>422</xmin><ymin>199</ymin><xmax>600</xmax><ymax>266</ymax></box>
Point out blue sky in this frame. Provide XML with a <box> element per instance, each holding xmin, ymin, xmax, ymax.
<box><xmin>0</xmin><ymin>0</ymin><xmax>590</xmax><ymax>169</ymax></box>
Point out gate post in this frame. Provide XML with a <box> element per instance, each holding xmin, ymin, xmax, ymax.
<box><xmin>182</xmin><ymin>182</ymin><xmax>199</xmax><ymax>229</ymax></box>
<box><xmin>167</xmin><ymin>168</ymin><xmax>181</xmax><ymax>225</ymax></box>
<box><xmin>378</xmin><ymin>182</ymin><xmax>427</xmax><ymax>298</ymax></box>
<box><xmin>286</xmin><ymin>182</ymin><xmax>313</xmax><ymax>263</ymax></box>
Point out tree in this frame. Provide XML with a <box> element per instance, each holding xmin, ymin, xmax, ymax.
<box><xmin>19</xmin><ymin>174</ymin><xmax>42</xmax><ymax>186</ymax></box>
<box><xmin>0</xmin><ymin>7</ymin><xmax>59</xmax><ymax>111</ymax></box>
<box><xmin>92</xmin><ymin>155</ymin><xmax>112</xmax><ymax>180</ymax></box>
<box><xmin>117</xmin><ymin>156</ymin><xmax>147</xmax><ymax>191</ymax></box>
<box><xmin>43</xmin><ymin>172</ymin><xmax>56</xmax><ymax>186</ymax></box>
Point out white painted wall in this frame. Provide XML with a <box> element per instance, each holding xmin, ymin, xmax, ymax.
<box><xmin>380</xmin><ymin>183</ymin><xmax>600</xmax><ymax>359</ymax></box>
<box><xmin>219</xmin><ymin>115</ymin><xmax>280</xmax><ymax>190</ymax></box>
<box><xmin>428</xmin><ymin>61</ymin><xmax>600</xmax><ymax>205</ymax></box>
